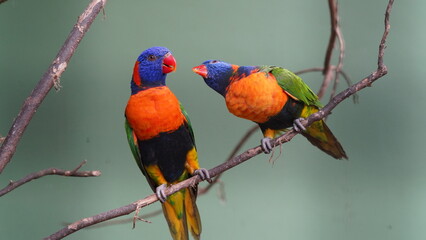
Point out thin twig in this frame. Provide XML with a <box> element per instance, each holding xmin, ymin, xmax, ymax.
<box><xmin>273</xmin><ymin>0</ymin><xmax>393</xmax><ymax>147</ymax></box>
<box><xmin>330</xmin><ymin>5</ymin><xmax>346</xmax><ymax>101</ymax></box>
<box><xmin>294</xmin><ymin>67</ymin><xmax>324</xmax><ymax>75</ymax></box>
<box><xmin>44</xmin><ymin>1</ymin><xmax>393</xmax><ymax>238</ymax></box>
<box><xmin>318</xmin><ymin>0</ymin><xmax>339</xmax><ymax>99</ymax></box>
<box><xmin>0</xmin><ymin>0</ymin><xmax>107</xmax><ymax>174</ymax></box>
<box><xmin>0</xmin><ymin>160</ymin><xmax>101</xmax><ymax>197</ymax></box>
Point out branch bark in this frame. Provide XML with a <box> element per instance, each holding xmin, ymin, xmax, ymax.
<box><xmin>44</xmin><ymin>1</ymin><xmax>394</xmax><ymax>238</ymax></box>
<box><xmin>0</xmin><ymin>0</ymin><xmax>107</xmax><ymax>174</ymax></box>
<box><xmin>0</xmin><ymin>160</ymin><xmax>101</xmax><ymax>197</ymax></box>
<box><xmin>318</xmin><ymin>0</ymin><xmax>345</xmax><ymax>100</ymax></box>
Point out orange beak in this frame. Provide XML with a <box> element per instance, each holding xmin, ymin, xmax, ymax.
<box><xmin>162</xmin><ymin>53</ymin><xmax>176</xmax><ymax>74</ymax></box>
<box><xmin>192</xmin><ymin>65</ymin><xmax>208</xmax><ymax>78</ymax></box>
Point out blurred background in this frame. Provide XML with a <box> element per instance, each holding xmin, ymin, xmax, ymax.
<box><xmin>0</xmin><ymin>0</ymin><xmax>424</xmax><ymax>239</ymax></box>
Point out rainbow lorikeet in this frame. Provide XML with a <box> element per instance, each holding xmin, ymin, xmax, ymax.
<box><xmin>192</xmin><ymin>60</ymin><xmax>347</xmax><ymax>159</ymax></box>
<box><xmin>125</xmin><ymin>47</ymin><xmax>210</xmax><ymax>240</ymax></box>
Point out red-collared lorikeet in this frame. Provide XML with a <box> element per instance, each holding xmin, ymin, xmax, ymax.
<box><xmin>125</xmin><ymin>47</ymin><xmax>210</xmax><ymax>240</ymax></box>
<box><xmin>192</xmin><ymin>60</ymin><xmax>347</xmax><ymax>159</ymax></box>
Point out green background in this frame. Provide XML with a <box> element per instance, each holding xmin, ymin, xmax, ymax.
<box><xmin>1</xmin><ymin>0</ymin><xmax>424</xmax><ymax>239</ymax></box>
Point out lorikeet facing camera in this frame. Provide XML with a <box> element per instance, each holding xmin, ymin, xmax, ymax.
<box><xmin>125</xmin><ymin>47</ymin><xmax>210</xmax><ymax>240</ymax></box>
<box><xmin>193</xmin><ymin>60</ymin><xmax>347</xmax><ymax>159</ymax></box>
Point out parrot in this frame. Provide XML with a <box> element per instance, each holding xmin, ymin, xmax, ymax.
<box><xmin>125</xmin><ymin>47</ymin><xmax>210</xmax><ymax>240</ymax></box>
<box><xmin>192</xmin><ymin>60</ymin><xmax>347</xmax><ymax>159</ymax></box>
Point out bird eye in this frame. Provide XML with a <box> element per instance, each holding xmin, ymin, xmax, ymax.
<box><xmin>211</xmin><ymin>60</ymin><xmax>219</xmax><ymax>64</ymax></box>
<box><xmin>147</xmin><ymin>55</ymin><xmax>157</xmax><ymax>61</ymax></box>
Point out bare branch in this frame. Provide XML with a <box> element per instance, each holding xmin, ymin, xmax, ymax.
<box><xmin>273</xmin><ymin>0</ymin><xmax>393</xmax><ymax>147</ymax></box>
<box><xmin>318</xmin><ymin>0</ymin><xmax>339</xmax><ymax>99</ymax></box>
<box><xmin>0</xmin><ymin>160</ymin><xmax>101</xmax><ymax>197</ymax></box>
<box><xmin>330</xmin><ymin>7</ymin><xmax>346</xmax><ymax>100</ymax></box>
<box><xmin>77</xmin><ymin>209</ymin><xmax>162</xmax><ymax>229</ymax></box>
<box><xmin>44</xmin><ymin>0</ymin><xmax>393</xmax><ymax>239</ymax></box>
<box><xmin>0</xmin><ymin>0</ymin><xmax>107</xmax><ymax>174</ymax></box>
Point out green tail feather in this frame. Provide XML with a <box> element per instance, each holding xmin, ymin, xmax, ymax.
<box><xmin>302</xmin><ymin>120</ymin><xmax>348</xmax><ymax>159</ymax></box>
<box><xmin>185</xmin><ymin>187</ymin><xmax>201</xmax><ymax>240</ymax></box>
<box><xmin>162</xmin><ymin>187</ymin><xmax>201</xmax><ymax>240</ymax></box>
<box><xmin>300</xmin><ymin>106</ymin><xmax>347</xmax><ymax>159</ymax></box>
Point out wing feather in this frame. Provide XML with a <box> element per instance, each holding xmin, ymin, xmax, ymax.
<box><xmin>260</xmin><ymin>66</ymin><xmax>323</xmax><ymax>108</ymax></box>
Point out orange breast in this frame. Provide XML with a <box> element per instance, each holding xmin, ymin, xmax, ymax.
<box><xmin>225</xmin><ymin>72</ymin><xmax>288</xmax><ymax>123</ymax></box>
<box><xmin>125</xmin><ymin>86</ymin><xmax>185</xmax><ymax>140</ymax></box>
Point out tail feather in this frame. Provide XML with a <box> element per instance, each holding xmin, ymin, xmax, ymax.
<box><xmin>185</xmin><ymin>187</ymin><xmax>201</xmax><ymax>240</ymax></box>
<box><xmin>162</xmin><ymin>190</ymin><xmax>189</xmax><ymax>240</ymax></box>
<box><xmin>302</xmin><ymin>119</ymin><xmax>347</xmax><ymax>159</ymax></box>
<box><xmin>299</xmin><ymin>105</ymin><xmax>347</xmax><ymax>159</ymax></box>
<box><xmin>162</xmin><ymin>187</ymin><xmax>201</xmax><ymax>240</ymax></box>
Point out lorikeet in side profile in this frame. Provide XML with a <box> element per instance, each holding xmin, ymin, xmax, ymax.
<box><xmin>193</xmin><ymin>60</ymin><xmax>347</xmax><ymax>159</ymax></box>
<box><xmin>125</xmin><ymin>47</ymin><xmax>210</xmax><ymax>240</ymax></box>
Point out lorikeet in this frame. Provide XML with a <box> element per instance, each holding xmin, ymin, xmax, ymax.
<box><xmin>192</xmin><ymin>60</ymin><xmax>347</xmax><ymax>159</ymax></box>
<box><xmin>125</xmin><ymin>47</ymin><xmax>210</xmax><ymax>240</ymax></box>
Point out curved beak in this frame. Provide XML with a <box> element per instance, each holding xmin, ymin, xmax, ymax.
<box><xmin>162</xmin><ymin>53</ymin><xmax>176</xmax><ymax>74</ymax></box>
<box><xmin>192</xmin><ymin>65</ymin><xmax>208</xmax><ymax>78</ymax></box>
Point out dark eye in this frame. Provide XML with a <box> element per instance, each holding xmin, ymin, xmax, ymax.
<box><xmin>147</xmin><ymin>55</ymin><xmax>157</xmax><ymax>61</ymax></box>
<box><xmin>211</xmin><ymin>60</ymin><xmax>219</xmax><ymax>64</ymax></box>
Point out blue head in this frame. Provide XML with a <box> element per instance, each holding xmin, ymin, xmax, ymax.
<box><xmin>131</xmin><ymin>46</ymin><xmax>176</xmax><ymax>94</ymax></box>
<box><xmin>192</xmin><ymin>60</ymin><xmax>236</xmax><ymax>96</ymax></box>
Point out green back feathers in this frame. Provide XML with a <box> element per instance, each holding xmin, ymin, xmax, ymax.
<box><xmin>180</xmin><ymin>103</ymin><xmax>196</xmax><ymax>148</ymax></box>
<box><xmin>125</xmin><ymin>119</ymin><xmax>144</xmax><ymax>172</ymax></box>
<box><xmin>260</xmin><ymin>66</ymin><xmax>323</xmax><ymax>108</ymax></box>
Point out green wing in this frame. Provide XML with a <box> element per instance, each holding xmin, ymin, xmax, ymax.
<box><xmin>260</xmin><ymin>65</ymin><xmax>323</xmax><ymax>108</ymax></box>
<box><xmin>124</xmin><ymin>119</ymin><xmax>144</xmax><ymax>173</ymax></box>
<box><xmin>179</xmin><ymin>103</ymin><xmax>196</xmax><ymax>148</ymax></box>
<box><xmin>125</xmin><ymin>119</ymin><xmax>159</xmax><ymax>191</ymax></box>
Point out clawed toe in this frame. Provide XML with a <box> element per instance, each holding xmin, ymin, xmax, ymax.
<box><xmin>155</xmin><ymin>184</ymin><xmax>167</xmax><ymax>203</ymax></box>
<box><xmin>261</xmin><ymin>137</ymin><xmax>273</xmax><ymax>154</ymax></box>
<box><xmin>293</xmin><ymin>118</ymin><xmax>306</xmax><ymax>132</ymax></box>
<box><xmin>194</xmin><ymin>168</ymin><xmax>212</xmax><ymax>183</ymax></box>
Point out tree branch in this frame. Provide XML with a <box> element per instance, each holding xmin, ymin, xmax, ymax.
<box><xmin>0</xmin><ymin>160</ymin><xmax>101</xmax><ymax>197</ymax></box>
<box><xmin>0</xmin><ymin>0</ymin><xmax>107</xmax><ymax>174</ymax></box>
<box><xmin>44</xmin><ymin>1</ymin><xmax>393</xmax><ymax>238</ymax></box>
<box><xmin>318</xmin><ymin>0</ymin><xmax>345</xmax><ymax>100</ymax></box>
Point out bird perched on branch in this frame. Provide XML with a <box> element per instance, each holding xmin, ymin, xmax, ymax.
<box><xmin>193</xmin><ymin>60</ymin><xmax>347</xmax><ymax>159</ymax></box>
<box><xmin>125</xmin><ymin>47</ymin><xmax>210</xmax><ymax>240</ymax></box>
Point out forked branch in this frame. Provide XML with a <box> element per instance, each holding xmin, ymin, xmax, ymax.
<box><xmin>44</xmin><ymin>1</ymin><xmax>394</xmax><ymax>239</ymax></box>
<box><xmin>0</xmin><ymin>0</ymin><xmax>107</xmax><ymax>174</ymax></box>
